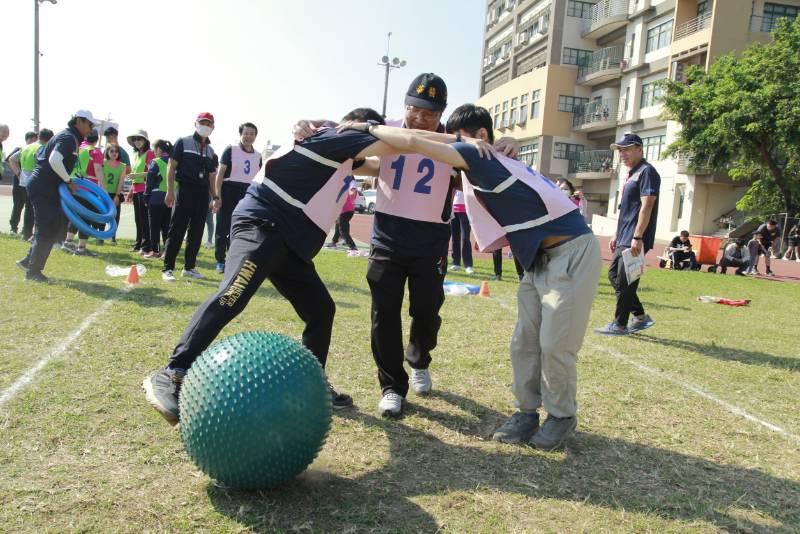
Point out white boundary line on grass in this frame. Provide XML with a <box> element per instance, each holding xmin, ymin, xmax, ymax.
<box><xmin>0</xmin><ymin>297</ymin><xmax>115</xmax><ymax>409</ymax></box>
<box><xmin>590</xmin><ymin>344</ymin><xmax>800</xmax><ymax>444</ymax></box>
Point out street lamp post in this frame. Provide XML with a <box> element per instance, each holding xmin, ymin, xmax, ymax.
<box><xmin>34</xmin><ymin>0</ymin><xmax>57</xmax><ymax>134</ymax></box>
<box><xmin>377</xmin><ymin>32</ymin><xmax>406</xmax><ymax>117</ymax></box>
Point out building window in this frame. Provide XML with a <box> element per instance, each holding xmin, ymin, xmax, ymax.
<box><xmin>640</xmin><ymin>81</ymin><xmax>665</xmax><ymax>108</ymax></box>
<box><xmin>764</xmin><ymin>2</ymin><xmax>799</xmax><ymax>28</ymax></box>
<box><xmin>519</xmin><ymin>104</ymin><xmax>528</xmax><ymax>123</ymax></box>
<box><xmin>531</xmin><ymin>90</ymin><xmax>541</xmax><ymax>118</ymax></box>
<box><xmin>624</xmin><ymin>86</ymin><xmax>630</xmax><ymax>112</ymax></box>
<box><xmin>502</xmin><ymin>100</ymin><xmax>509</xmax><ymax>110</ymax></box>
<box><xmin>494</xmin><ymin>111</ymin><xmax>500</xmax><ymax>128</ymax></box>
<box><xmin>501</xmin><ymin>111</ymin><xmax>508</xmax><ymax>127</ymax></box>
<box><xmin>646</xmin><ymin>19</ymin><xmax>673</xmax><ymax>53</ymax></box>
<box><xmin>567</xmin><ymin>0</ymin><xmax>594</xmax><ymax>18</ymax></box>
<box><xmin>519</xmin><ymin>143</ymin><xmax>539</xmax><ymax>166</ymax></box>
<box><xmin>697</xmin><ymin>0</ymin><xmax>710</xmax><ymax>15</ymax></box>
<box><xmin>554</xmin><ymin>142</ymin><xmax>584</xmax><ymax>159</ymax></box>
<box><xmin>559</xmin><ymin>95</ymin><xmax>589</xmax><ymax>112</ymax></box>
<box><xmin>562</xmin><ymin>47</ymin><xmax>593</xmax><ymax>66</ymax></box>
<box><xmin>642</xmin><ymin>135</ymin><xmax>666</xmax><ymax>160</ymax></box>
<box><xmin>627</xmin><ymin>33</ymin><xmax>636</xmax><ymax>59</ymax></box>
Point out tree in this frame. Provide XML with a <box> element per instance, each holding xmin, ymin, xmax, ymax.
<box><xmin>661</xmin><ymin>18</ymin><xmax>800</xmax><ymax>218</ymax></box>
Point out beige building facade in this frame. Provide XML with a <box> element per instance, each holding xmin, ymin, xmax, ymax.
<box><xmin>477</xmin><ymin>0</ymin><xmax>799</xmax><ymax>240</ymax></box>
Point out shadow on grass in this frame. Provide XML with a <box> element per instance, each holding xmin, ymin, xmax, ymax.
<box><xmin>54</xmin><ymin>278</ymin><xmax>203</xmax><ymax>308</ymax></box>
<box><xmin>207</xmin><ymin>391</ymin><xmax>798</xmax><ymax>532</ymax></box>
<box><xmin>634</xmin><ymin>333</ymin><xmax>799</xmax><ymax>371</ymax></box>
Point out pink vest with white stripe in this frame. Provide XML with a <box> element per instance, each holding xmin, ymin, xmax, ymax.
<box><xmin>376</xmin><ymin>119</ymin><xmax>453</xmax><ymax>224</ymax></box>
<box><xmin>255</xmin><ymin>136</ymin><xmax>355</xmax><ymax>233</ymax></box>
<box><xmin>228</xmin><ymin>144</ymin><xmax>262</xmax><ymax>184</ymax></box>
<box><xmin>463</xmin><ymin>154</ymin><xmax>578</xmax><ymax>252</ymax></box>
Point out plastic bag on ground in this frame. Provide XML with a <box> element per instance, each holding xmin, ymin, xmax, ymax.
<box><xmin>106</xmin><ymin>264</ymin><xmax>147</xmax><ymax>277</ymax></box>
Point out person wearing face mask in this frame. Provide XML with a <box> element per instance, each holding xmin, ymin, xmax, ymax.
<box><xmin>211</xmin><ymin>122</ymin><xmax>262</xmax><ymax>273</ymax></box>
<box><xmin>161</xmin><ymin>112</ymin><xmax>218</xmax><ymax>281</ymax></box>
<box><xmin>16</xmin><ymin>110</ymin><xmax>102</xmax><ymax>282</ymax></box>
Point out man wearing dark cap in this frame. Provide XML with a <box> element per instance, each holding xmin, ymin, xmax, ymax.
<box><xmin>161</xmin><ymin>112</ymin><xmax>218</xmax><ymax>281</ymax></box>
<box><xmin>596</xmin><ymin>133</ymin><xmax>660</xmax><ymax>335</ymax></box>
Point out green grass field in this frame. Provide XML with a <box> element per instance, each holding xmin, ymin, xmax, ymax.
<box><xmin>1</xmin><ymin>232</ymin><xmax>798</xmax><ymax>533</ymax></box>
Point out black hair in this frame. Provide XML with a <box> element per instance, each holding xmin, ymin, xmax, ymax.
<box><xmin>445</xmin><ymin>104</ymin><xmax>495</xmax><ymax>144</ymax></box>
<box><xmin>132</xmin><ymin>137</ymin><xmax>151</xmax><ymax>154</ymax></box>
<box><xmin>87</xmin><ymin>130</ymin><xmax>99</xmax><ymax>144</ymax></box>
<box><xmin>67</xmin><ymin>117</ymin><xmax>78</xmax><ymax>128</ymax></box>
<box><xmin>153</xmin><ymin>139</ymin><xmax>173</xmax><ymax>155</ymax></box>
<box><xmin>767</xmin><ymin>219</ymin><xmax>777</xmax><ymax>225</ymax></box>
<box><xmin>104</xmin><ymin>144</ymin><xmax>121</xmax><ymax>160</ymax></box>
<box><xmin>39</xmin><ymin>129</ymin><xmax>54</xmax><ymax>142</ymax></box>
<box><xmin>25</xmin><ymin>131</ymin><xmax>37</xmax><ymax>141</ymax></box>
<box><xmin>561</xmin><ymin>179</ymin><xmax>576</xmax><ymax>195</ymax></box>
<box><xmin>238</xmin><ymin>122</ymin><xmax>258</xmax><ymax>135</ymax></box>
<box><xmin>341</xmin><ymin>108</ymin><xmax>385</xmax><ymax>124</ymax></box>
<box><xmin>680</xmin><ymin>230</ymin><xmax>690</xmax><ymax>237</ymax></box>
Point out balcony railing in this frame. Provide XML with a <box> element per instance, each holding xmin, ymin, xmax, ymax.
<box><xmin>674</xmin><ymin>11</ymin><xmax>713</xmax><ymax>41</ymax></box>
<box><xmin>577</xmin><ymin>45</ymin><xmax>624</xmax><ymax>82</ymax></box>
<box><xmin>582</xmin><ymin>0</ymin><xmax>629</xmax><ymax>36</ymax></box>
<box><xmin>749</xmin><ymin>14</ymin><xmax>797</xmax><ymax>33</ymax></box>
<box><xmin>572</xmin><ymin>99</ymin><xmax>621</xmax><ymax>129</ymax></box>
<box><xmin>675</xmin><ymin>151</ymin><xmax>712</xmax><ymax>174</ymax></box>
<box><xmin>568</xmin><ymin>150</ymin><xmax>615</xmax><ymax>174</ymax></box>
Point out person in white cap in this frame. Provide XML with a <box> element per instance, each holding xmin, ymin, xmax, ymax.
<box><xmin>16</xmin><ymin>110</ymin><xmax>101</xmax><ymax>282</ymax></box>
<box><xmin>126</xmin><ymin>129</ymin><xmax>155</xmax><ymax>254</ymax></box>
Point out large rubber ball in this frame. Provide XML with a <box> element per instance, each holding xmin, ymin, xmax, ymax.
<box><xmin>179</xmin><ymin>331</ymin><xmax>332</xmax><ymax>489</ymax></box>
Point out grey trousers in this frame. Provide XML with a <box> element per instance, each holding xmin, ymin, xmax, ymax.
<box><xmin>510</xmin><ymin>233</ymin><xmax>601</xmax><ymax>418</ymax></box>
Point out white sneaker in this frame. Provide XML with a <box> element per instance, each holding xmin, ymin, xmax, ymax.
<box><xmin>448</xmin><ymin>265</ymin><xmax>461</xmax><ymax>271</ymax></box>
<box><xmin>465</xmin><ymin>267</ymin><xmax>475</xmax><ymax>274</ymax></box>
<box><xmin>181</xmin><ymin>268</ymin><xmax>205</xmax><ymax>279</ymax></box>
<box><xmin>410</xmin><ymin>369</ymin><xmax>432</xmax><ymax>395</ymax></box>
<box><xmin>378</xmin><ymin>391</ymin><xmax>404</xmax><ymax>417</ymax></box>
<box><xmin>162</xmin><ymin>270</ymin><xmax>176</xmax><ymax>282</ymax></box>
<box><xmin>204</xmin><ymin>241</ymin><xmax>213</xmax><ymax>249</ymax></box>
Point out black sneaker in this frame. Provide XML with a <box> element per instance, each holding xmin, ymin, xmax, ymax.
<box><xmin>328</xmin><ymin>382</ymin><xmax>353</xmax><ymax>410</ymax></box>
<box><xmin>529</xmin><ymin>414</ymin><xmax>577</xmax><ymax>451</ymax></box>
<box><xmin>492</xmin><ymin>411</ymin><xmax>540</xmax><ymax>444</ymax></box>
<box><xmin>15</xmin><ymin>258</ymin><xmax>30</xmax><ymax>273</ymax></box>
<box><xmin>25</xmin><ymin>271</ymin><xmax>50</xmax><ymax>283</ymax></box>
<box><xmin>73</xmin><ymin>247</ymin><xmax>98</xmax><ymax>257</ymax></box>
<box><xmin>143</xmin><ymin>367</ymin><xmax>186</xmax><ymax>425</ymax></box>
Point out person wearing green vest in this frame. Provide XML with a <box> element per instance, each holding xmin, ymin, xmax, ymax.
<box><xmin>7</xmin><ymin>131</ymin><xmax>38</xmax><ymax>236</ymax></box>
<box><xmin>102</xmin><ymin>144</ymin><xmax>128</xmax><ymax>245</ymax></box>
<box><xmin>63</xmin><ymin>129</ymin><xmax>104</xmax><ymax>253</ymax></box>
<box><xmin>143</xmin><ymin>140</ymin><xmax>174</xmax><ymax>258</ymax></box>
<box><xmin>127</xmin><ymin>129</ymin><xmax>154</xmax><ymax>254</ymax></box>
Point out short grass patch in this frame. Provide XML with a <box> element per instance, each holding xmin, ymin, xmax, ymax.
<box><xmin>0</xmin><ymin>233</ymin><xmax>798</xmax><ymax>532</ymax></box>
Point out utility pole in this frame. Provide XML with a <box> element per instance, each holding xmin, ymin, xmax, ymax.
<box><xmin>377</xmin><ymin>32</ymin><xmax>406</xmax><ymax>117</ymax></box>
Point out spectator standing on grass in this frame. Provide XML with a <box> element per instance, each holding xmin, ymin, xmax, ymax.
<box><xmin>785</xmin><ymin>223</ymin><xmax>800</xmax><ymax>262</ymax></box>
<box><xmin>7</xmin><ymin>131</ymin><xmax>38</xmax><ymax>235</ymax></box>
<box><xmin>667</xmin><ymin>230</ymin><xmax>698</xmax><ymax>270</ymax></box>
<box><xmin>448</xmin><ymin>190</ymin><xmax>474</xmax><ymax>274</ymax></box>
<box><xmin>491</xmin><ymin>248</ymin><xmax>524</xmax><ymax>281</ymax></box>
<box><xmin>212</xmin><ymin>123</ymin><xmax>262</xmax><ymax>273</ymax></box>
<box><xmin>101</xmin><ymin>144</ymin><xmax>127</xmax><ymax>246</ymax></box>
<box><xmin>595</xmin><ymin>133</ymin><xmax>659</xmax><ymax>336</ymax></box>
<box><xmin>719</xmin><ymin>239</ymin><xmax>749</xmax><ymax>275</ymax></box>
<box><xmin>161</xmin><ymin>112</ymin><xmax>218</xmax><ymax>281</ymax></box>
<box><xmin>127</xmin><ymin>129</ymin><xmax>155</xmax><ymax>254</ymax></box>
<box><xmin>143</xmin><ymin>140</ymin><xmax>173</xmax><ymax>259</ymax></box>
<box><xmin>325</xmin><ymin>181</ymin><xmax>360</xmax><ymax>255</ymax></box>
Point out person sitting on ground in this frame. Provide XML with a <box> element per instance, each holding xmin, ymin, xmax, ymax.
<box><xmin>746</xmin><ymin>229</ymin><xmax>773</xmax><ymax>276</ymax></box>
<box><xmin>719</xmin><ymin>239</ymin><xmax>749</xmax><ymax>276</ymax></box>
<box><xmin>667</xmin><ymin>230</ymin><xmax>697</xmax><ymax>270</ymax></box>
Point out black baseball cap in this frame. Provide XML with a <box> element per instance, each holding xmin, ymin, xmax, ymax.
<box><xmin>610</xmin><ymin>133</ymin><xmax>643</xmax><ymax>149</ymax></box>
<box><xmin>405</xmin><ymin>73</ymin><xmax>448</xmax><ymax>112</ymax></box>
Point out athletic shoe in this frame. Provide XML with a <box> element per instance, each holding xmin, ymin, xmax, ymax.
<box><xmin>142</xmin><ymin>367</ymin><xmax>186</xmax><ymax>426</ymax></box>
<box><xmin>327</xmin><ymin>382</ymin><xmax>353</xmax><ymax>410</ymax></box>
<box><xmin>492</xmin><ymin>412</ymin><xmax>540</xmax><ymax>444</ymax></box>
<box><xmin>95</xmin><ymin>239</ymin><xmax>104</xmax><ymax>246</ymax></box>
<box><xmin>73</xmin><ymin>247</ymin><xmax>97</xmax><ymax>257</ymax></box>
<box><xmin>410</xmin><ymin>368</ymin><xmax>432</xmax><ymax>395</ymax></box>
<box><xmin>215</xmin><ymin>262</ymin><xmax>225</xmax><ymax>273</ymax></box>
<box><xmin>162</xmin><ymin>270</ymin><xmax>177</xmax><ymax>282</ymax></box>
<box><xmin>61</xmin><ymin>241</ymin><xmax>77</xmax><ymax>253</ymax></box>
<box><xmin>766</xmin><ymin>269</ymin><xmax>775</xmax><ymax>277</ymax></box>
<box><xmin>465</xmin><ymin>267</ymin><xmax>475</xmax><ymax>274</ymax></box>
<box><xmin>347</xmin><ymin>250</ymin><xmax>360</xmax><ymax>257</ymax></box>
<box><xmin>378</xmin><ymin>391</ymin><xmax>404</xmax><ymax>417</ymax></box>
<box><xmin>15</xmin><ymin>258</ymin><xmax>30</xmax><ymax>273</ymax></box>
<box><xmin>490</xmin><ymin>274</ymin><xmax>502</xmax><ymax>281</ymax></box>
<box><xmin>130</xmin><ymin>246</ymin><xmax>140</xmax><ymax>252</ymax></box>
<box><xmin>204</xmin><ymin>241</ymin><xmax>213</xmax><ymax>249</ymax></box>
<box><xmin>181</xmin><ymin>269</ymin><xmax>205</xmax><ymax>279</ymax></box>
<box><xmin>529</xmin><ymin>414</ymin><xmax>577</xmax><ymax>451</ymax></box>
<box><xmin>25</xmin><ymin>271</ymin><xmax>50</xmax><ymax>283</ymax></box>
<box><xmin>324</xmin><ymin>242</ymin><xmax>338</xmax><ymax>249</ymax></box>
<box><xmin>448</xmin><ymin>264</ymin><xmax>461</xmax><ymax>271</ymax></box>
<box><xmin>594</xmin><ymin>322</ymin><xmax>630</xmax><ymax>336</ymax></box>
<box><xmin>143</xmin><ymin>251</ymin><xmax>160</xmax><ymax>259</ymax></box>
<box><xmin>110</xmin><ymin>238</ymin><xmax>117</xmax><ymax>246</ymax></box>
<box><xmin>628</xmin><ymin>314</ymin><xmax>655</xmax><ymax>333</ymax></box>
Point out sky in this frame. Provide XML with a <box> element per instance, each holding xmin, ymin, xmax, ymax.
<box><xmin>2</xmin><ymin>0</ymin><xmax>485</xmax><ymax>152</ymax></box>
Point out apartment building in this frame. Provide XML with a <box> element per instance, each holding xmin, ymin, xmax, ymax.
<box><xmin>477</xmin><ymin>0</ymin><xmax>799</xmax><ymax>239</ymax></box>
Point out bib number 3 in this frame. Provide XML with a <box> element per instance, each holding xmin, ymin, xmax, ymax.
<box><xmin>389</xmin><ymin>156</ymin><xmax>435</xmax><ymax>195</ymax></box>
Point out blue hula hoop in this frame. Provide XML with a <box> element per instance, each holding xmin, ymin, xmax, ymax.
<box><xmin>59</xmin><ymin>178</ymin><xmax>118</xmax><ymax>239</ymax></box>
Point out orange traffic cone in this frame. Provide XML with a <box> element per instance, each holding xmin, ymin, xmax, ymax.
<box><xmin>479</xmin><ymin>280</ymin><xmax>490</xmax><ymax>297</ymax></box>
<box><xmin>126</xmin><ymin>264</ymin><xmax>140</xmax><ymax>285</ymax></box>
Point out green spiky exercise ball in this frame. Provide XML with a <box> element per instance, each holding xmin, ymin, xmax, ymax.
<box><xmin>179</xmin><ymin>331</ymin><xmax>332</xmax><ymax>489</ymax></box>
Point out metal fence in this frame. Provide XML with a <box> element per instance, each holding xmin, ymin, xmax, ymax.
<box><xmin>674</xmin><ymin>10</ymin><xmax>713</xmax><ymax>41</ymax></box>
<box><xmin>572</xmin><ymin>99</ymin><xmax>621</xmax><ymax>129</ymax></box>
<box><xmin>577</xmin><ymin>45</ymin><xmax>625</xmax><ymax>82</ymax></box>
<box><xmin>582</xmin><ymin>0</ymin><xmax>629</xmax><ymax>34</ymax></box>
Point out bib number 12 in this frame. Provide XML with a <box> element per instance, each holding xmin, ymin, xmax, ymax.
<box><xmin>389</xmin><ymin>156</ymin><xmax>434</xmax><ymax>195</ymax></box>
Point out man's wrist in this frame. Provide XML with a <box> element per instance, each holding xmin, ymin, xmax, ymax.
<box><xmin>633</xmin><ymin>236</ymin><xmax>643</xmax><ymax>241</ymax></box>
